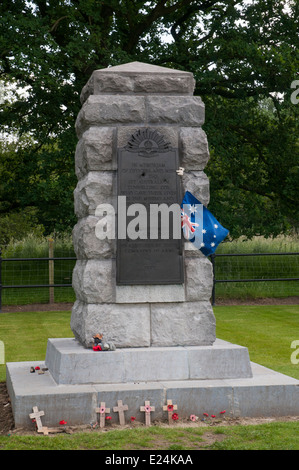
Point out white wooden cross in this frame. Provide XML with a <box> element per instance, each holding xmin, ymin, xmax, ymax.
<box><xmin>29</xmin><ymin>406</ymin><xmax>45</xmax><ymax>432</ymax></box>
<box><xmin>113</xmin><ymin>399</ymin><xmax>128</xmax><ymax>426</ymax></box>
<box><xmin>96</xmin><ymin>401</ymin><xmax>111</xmax><ymax>428</ymax></box>
<box><xmin>140</xmin><ymin>400</ymin><xmax>155</xmax><ymax>426</ymax></box>
<box><xmin>163</xmin><ymin>399</ymin><xmax>178</xmax><ymax>424</ymax></box>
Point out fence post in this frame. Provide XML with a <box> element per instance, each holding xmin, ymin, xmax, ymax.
<box><xmin>0</xmin><ymin>248</ymin><xmax>2</xmax><ymax>313</ymax></box>
<box><xmin>210</xmin><ymin>253</ymin><xmax>216</xmax><ymax>306</ymax></box>
<box><xmin>48</xmin><ymin>238</ymin><xmax>54</xmax><ymax>304</ymax></box>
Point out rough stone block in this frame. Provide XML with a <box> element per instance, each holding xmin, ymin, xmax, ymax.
<box><xmin>185</xmin><ymin>257</ymin><xmax>213</xmax><ymax>301</ymax></box>
<box><xmin>74</xmin><ymin>171</ymin><xmax>115</xmax><ymax>217</ymax></box>
<box><xmin>75</xmin><ymin>127</ymin><xmax>116</xmax><ymax>178</ymax></box>
<box><xmin>72</xmin><ymin>259</ymin><xmax>115</xmax><ymax>304</ymax></box>
<box><xmin>70</xmin><ymin>300</ymin><xmax>151</xmax><ymax>348</ymax></box>
<box><xmin>146</xmin><ymin>96</ymin><xmax>205</xmax><ymax>126</ymax></box>
<box><xmin>80</xmin><ymin>62</ymin><xmax>195</xmax><ymax>103</ymax></box>
<box><xmin>150</xmin><ymin>301</ymin><xmax>216</xmax><ymax>347</ymax></box>
<box><xmin>180</xmin><ymin>127</ymin><xmax>210</xmax><ymax>170</ymax></box>
<box><xmin>182</xmin><ymin>171</ymin><xmax>210</xmax><ymax>206</ymax></box>
<box><xmin>72</xmin><ymin>216</ymin><xmax>115</xmax><ymax>259</ymax></box>
<box><xmin>75</xmin><ymin>95</ymin><xmax>146</xmax><ymax>137</ymax></box>
<box><xmin>134</xmin><ymin>74</ymin><xmax>195</xmax><ymax>95</ymax></box>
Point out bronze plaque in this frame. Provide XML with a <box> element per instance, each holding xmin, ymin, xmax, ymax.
<box><xmin>117</xmin><ymin>129</ymin><xmax>184</xmax><ymax>285</ymax></box>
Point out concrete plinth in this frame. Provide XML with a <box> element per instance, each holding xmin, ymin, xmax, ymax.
<box><xmin>44</xmin><ymin>338</ymin><xmax>252</xmax><ymax>385</ymax></box>
<box><xmin>6</xmin><ymin>338</ymin><xmax>299</xmax><ymax>428</ymax></box>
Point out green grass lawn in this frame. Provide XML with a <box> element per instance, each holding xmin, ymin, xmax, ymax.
<box><xmin>1</xmin><ymin>420</ymin><xmax>299</xmax><ymax>450</ymax></box>
<box><xmin>0</xmin><ymin>311</ymin><xmax>73</xmax><ymax>381</ymax></box>
<box><xmin>0</xmin><ymin>304</ymin><xmax>299</xmax><ymax>450</ymax></box>
<box><xmin>215</xmin><ymin>304</ymin><xmax>299</xmax><ymax>379</ymax></box>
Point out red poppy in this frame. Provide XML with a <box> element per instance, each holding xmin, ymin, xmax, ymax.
<box><xmin>167</xmin><ymin>404</ymin><xmax>174</xmax><ymax>411</ymax></box>
<box><xmin>93</xmin><ymin>345</ymin><xmax>102</xmax><ymax>351</ymax></box>
<box><xmin>172</xmin><ymin>413</ymin><xmax>179</xmax><ymax>421</ymax></box>
<box><xmin>211</xmin><ymin>415</ymin><xmax>216</xmax><ymax>418</ymax></box>
<box><xmin>105</xmin><ymin>416</ymin><xmax>112</xmax><ymax>420</ymax></box>
<box><xmin>203</xmin><ymin>413</ymin><xmax>209</xmax><ymax>417</ymax></box>
<box><xmin>130</xmin><ymin>416</ymin><xmax>136</xmax><ymax>422</ymax></box>
<box><xmin>220</xmin><ymin>410</ymin><xmax>226</xmax><ymax>414</ymax></box>
<box><xmin>59</xmin><ymin>420</ymin><xmax>67</xmax><ymax>425</ymax></box>
<box><xmin>35</xmin><ymin>366</ymin><xmax>40</xmax><ymax>370</ymax></box>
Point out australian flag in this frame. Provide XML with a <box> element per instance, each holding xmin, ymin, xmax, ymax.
<box><xmin>181</xmin><ymin>191</ymin><xmax>229</xmax><ymax>256</ymax></box>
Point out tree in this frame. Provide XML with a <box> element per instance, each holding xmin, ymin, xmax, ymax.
<box><xmin>0</xmin><ymin>0</ymin><xmax>298</xmax><ymax>238</ymax></box>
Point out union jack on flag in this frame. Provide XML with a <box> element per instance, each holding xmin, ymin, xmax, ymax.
<box><xmin>181</xmin><ymin>191</ymin><xmax>229</xmax><ymax>256</ymax></box>
<box><xmin>181</xmin><ymin>208</ymin><xmax>199</xmax><ymax>240</ymax></box>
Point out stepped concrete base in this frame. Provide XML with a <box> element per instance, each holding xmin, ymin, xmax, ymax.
<box><xmin>44</xmin><ymin>338</ymin><xmax>253</xmax><ymax>384</ymax></box>
<box><xmin>6</xmin><ymin>339</ymin><xmax>299</xmax><ymax>428</ymax></box>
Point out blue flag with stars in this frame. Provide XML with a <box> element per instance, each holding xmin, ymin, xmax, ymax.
<box><xmin>181</xmin><ymin>191</ymin><xmax>229</xmax><ymax>256</ymax></box>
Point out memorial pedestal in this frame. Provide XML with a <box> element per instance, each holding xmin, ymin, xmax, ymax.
<box><xmin>45</xmin><ymin>338</ymin><xmax>253</xmax><ymax>384</ymax></box>
<box><xmin>6</xmin><ymin>338</ymin><xmax>299</xmax><ymax>428</ymax></box>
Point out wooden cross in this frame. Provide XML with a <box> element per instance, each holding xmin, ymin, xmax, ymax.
<box><xmin>96</xmin><ymin>401</ymin><xmax>111</xmax><ymax>428</ymax></box>
<box><xmin>29</xmin><ymin>406</ymin><xmax>45</xmax><ymax>432</ymax></box>
<box><xmin>29</xmin><ymin>406</ymin><xmax>62</xmax><ymax>435</ymax></box>
<box><xmin>140</xmin><ymin>400</ymin><xmax>155</xmax><ymax>426</ymax></box>
<box><xmin>163</xmin><ymin>399</ymin><xmax>178</xmax><ymax>424</ymax></box>
<box><xmin>113</xmin><ymin>400</ymin><xmax>128</xmax><ymax>426</ymax></box>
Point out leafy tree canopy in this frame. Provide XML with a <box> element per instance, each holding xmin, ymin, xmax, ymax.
<box><xmin>0</xmin><ymin>0</ymin><xmax>298</xmax><ymax>240</ymax></box>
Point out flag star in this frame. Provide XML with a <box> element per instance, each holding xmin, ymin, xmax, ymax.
<box><xmin>188</xmin><ymin>205</ymin><xmax>197</xmax><ymax>214</ymax></box>
<box><xmin>214</xmin><ymin>235</ymin><xmax>217</xmax><ymax>238</ymax></box>
<box><xmin>214</xmin><ymin>224</ymin><xmax>218</xmax><ymax>229</ymax></box>
<box><xmin>200</xmin><ymin>242</ymin><xmax>205</xmax><ymax>247</ymax></box>
<box><xmin>211</xmin><ymin>242</ymin><xmax>215</xmax><ymax>247</ymax></box>
<box><xmin>202</xmin><ymin>229</ymin><xmax>206</xmax><ymax>234</ymax></box>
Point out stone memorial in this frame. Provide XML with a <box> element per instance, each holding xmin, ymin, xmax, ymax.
<box><xmin>6</xmin><ymin>62</ymin><xmax>299</xmax><ymax>428</ymax></box>
<box><xmin>70</xmin><ymin>61</ymin><xmax>215</xmax><ymax>350</ymax></box>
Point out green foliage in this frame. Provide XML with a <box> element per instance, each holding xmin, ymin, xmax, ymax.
<box><xmin>0</xmin><ymin>208</ymin><xmax>44</xmax><ymax>246</ymax></box>
<box><xmin>205</xmin><ymin>96</ymin><xmax>299</xmax><ymax>239</ymax></box>
<box><xmin>0</xmin><ymin>0</ymin><xmax>298</xmax><ymax>238</ymax></box>
<box><xmin>1</xmin><ymin>232</ymin><xmax>74</xmax><ymax>258</ymax></box>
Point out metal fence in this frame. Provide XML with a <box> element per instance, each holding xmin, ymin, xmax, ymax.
<box><xmin>0</xmin><ymin>249</ymin><xmax>298</xmax><ymax>310</ymax></box>
<box><xmin>0</xmin><ymin>248</ymin><xmax>76</xmax><ymax>311</ymax></box>
<box><xmin>210</xmin><ymin>252</ymin><xmax>299</xmax><ymax>305</ymax></box>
